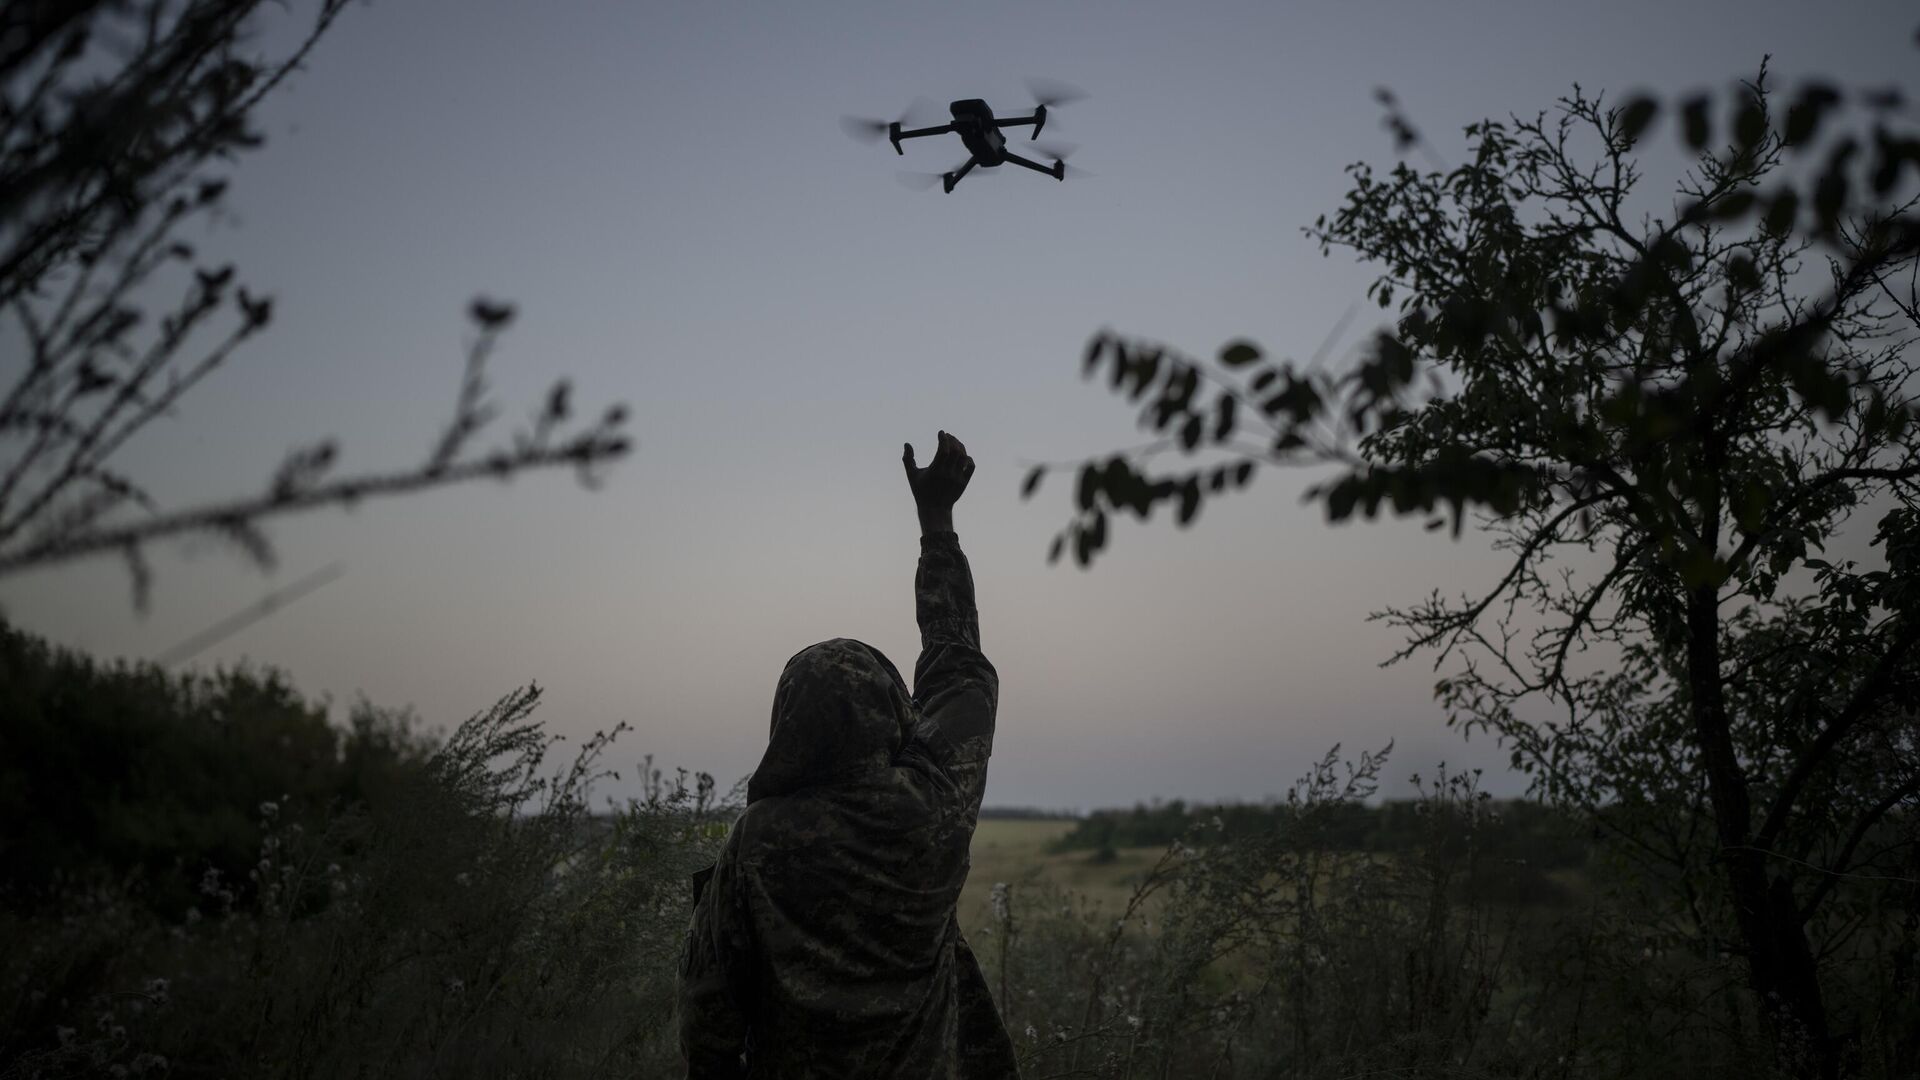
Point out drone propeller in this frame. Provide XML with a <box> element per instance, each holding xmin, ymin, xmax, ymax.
<box><xmin>1025</xmin><ymin>77</ymin><xmax>1087</xmax><ymax>110</ymax></box>
<box><xmin>839</xmin><ymin>96</ymin><xmax>942</xmax><ymax>144</ymax></box>
<box><xmin>893</xmin><ymin>170</ymin><xmax>943</xmax><ymax>191</ymax></box>
<box><xmin>1031</xmin><ymin>140</ymin><xmax>1093</xmax><ymax>179</ymax></box>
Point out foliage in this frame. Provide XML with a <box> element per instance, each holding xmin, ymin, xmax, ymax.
<box><xmin>969</xmin><ymin>749</ymin><xmax>1883</xmax><ymax>1079</ymax></box>
<box><xmin>1033</xmin><ymin>51</ymin><xmax>1920</xmax><ymax>1078</ymax></box>
<box><xmin>0</xmin><ymin>616</ymin><xmax>434</xmax><ymax>916</ymax></box>
<box><xmin>5</xmin><ymin>616</ymin><xmax>1916</xmax><ymax>1077</ymax></box>
<box><xmin>0</xmin><ymin>0</ymin><xmax>631</xmax><ymax>603</ymax></box>
<box><xmin>0</xmin><ymin>622</ymin><xmax>731</xmax><ymax>1078</ymax></box>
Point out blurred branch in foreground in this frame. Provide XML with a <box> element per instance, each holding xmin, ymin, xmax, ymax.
<box><xmin>0</xmin><ymin>1</ymin><xmax>632</xmax><ymax>608</ymax></box>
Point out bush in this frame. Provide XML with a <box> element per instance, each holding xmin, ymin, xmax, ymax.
<box><xmin>0</xmin><ymin>622</ymin><xmax>732</xmax><ymax>1078</ymax></box>
<box><xmin>6</xmin><ymin>618</ymin><xmax>1905</xmax><ymax>1077</ymax></box>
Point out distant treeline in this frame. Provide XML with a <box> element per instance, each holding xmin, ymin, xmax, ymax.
<box><xmin>1051</xmin><ymin>797</ymin><xmax>1591</xmax><ymax>870</ymax></box>
<box><xmin>977</xmin><ymin>806</ymin><xmax>1082</xmax><ymax>820</ymax></box>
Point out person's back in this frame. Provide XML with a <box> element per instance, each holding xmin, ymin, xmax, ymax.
<box><xmin>679</xmin><ymin>432</ymin><xmax>1019</xmax><ymax>1079</ymax></box>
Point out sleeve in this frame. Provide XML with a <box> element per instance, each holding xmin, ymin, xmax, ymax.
<box><xmin>677</xmin><ymin>842</ymin><xmax>755</xmax><ymax>1078</ymax></box>
<box><xmin>911</xmin><ymin>531</ymin><xmax>999</xmax><ymax>811</ymax></box>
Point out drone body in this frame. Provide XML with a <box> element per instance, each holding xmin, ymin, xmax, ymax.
<box><xmin>844</xmin><ymin>83</ymin><xmax>1084</xmax><ymax>194</ymax></box>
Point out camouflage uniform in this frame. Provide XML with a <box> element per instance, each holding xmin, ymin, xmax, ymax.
<box><xmin>678</xmin><ymin>532</ymin><xmax>1019</xmax><ymax>1079</ymax></box>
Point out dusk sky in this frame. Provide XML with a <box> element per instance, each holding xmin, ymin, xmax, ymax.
<box><xmin>4</xmin><ymin>0</ymin><xmax>1914</xmax><ymax>810</ymax></box>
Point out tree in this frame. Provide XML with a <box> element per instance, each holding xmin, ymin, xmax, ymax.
<box><xmin>0</xmin><ymin>1</ymin><xmax>631</xmax><ymax>606</ymax></box>
<box><xmin>1032</xmin><ymin>56</ymin><xmax>1920</xmax><ymax>1077</ymax></box>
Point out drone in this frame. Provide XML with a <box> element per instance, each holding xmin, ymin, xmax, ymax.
<box><xmin>842</xmin><ymin>79</ymin><xmax>1085</xmax><ymax>194</ymax></box>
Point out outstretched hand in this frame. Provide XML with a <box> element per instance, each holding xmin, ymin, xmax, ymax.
<box><xmin>903</xmin><ymin>431</ymin><xmax>974</xmax><ymax>534</ymax></box>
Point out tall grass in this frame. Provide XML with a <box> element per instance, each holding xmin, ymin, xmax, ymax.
<box><xmin>2</xmin><ymin>687</ymin><xmax>731</xmax><ymax>1079</ymax></box>
<box><xmin>5</xmin><ymin>669</ymin><xmax>1910</xmax><ymax>1078</ymax></box>
<box><xmin>961</xmin><ymin>750</ymin><xmax>1803</xmax><ymax>1080</ymax></box>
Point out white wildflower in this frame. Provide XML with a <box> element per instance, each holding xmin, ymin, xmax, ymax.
<box><xmin>259</xmin><ymin>800</ymin><xmax>279</xmax><ymax>818</ymax></box>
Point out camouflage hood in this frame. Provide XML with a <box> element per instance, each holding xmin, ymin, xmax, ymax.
<box><xmin>746</xmin><ymin>638</ymin><xmax>915</xmax><ymax>803</ymax></box>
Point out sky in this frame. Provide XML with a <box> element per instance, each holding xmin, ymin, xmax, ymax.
<box><xmin>3</xmin><ymin>0</ymin><xmax>1915</xmax><ymax>811</ymax></box>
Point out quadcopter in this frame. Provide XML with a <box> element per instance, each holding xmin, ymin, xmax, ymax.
<box><xmin>842</xmin><ymin>80</ymin><xmax>1085</xmax><ymax>194</ymax></box>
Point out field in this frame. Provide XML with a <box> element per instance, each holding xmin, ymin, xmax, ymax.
<box><xmin>959</xmin><ymin>818</ymin><xmax>1162</xmax><ymax>926</ymax></box>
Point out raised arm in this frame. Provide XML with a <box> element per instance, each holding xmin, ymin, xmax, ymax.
<box><xmin>902</xmin><ymin>432</ymin><xmax>998</xmax><ymax>810</ymax></box>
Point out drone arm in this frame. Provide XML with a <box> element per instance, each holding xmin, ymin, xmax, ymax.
<box><xmin>994</xmin><ymin>105</ymin><xmax>1046</xmax><ymax>139</ymax></box>
<box><xmin>891</xmin><ymin>122</ymin><xmax>954</xmax><ymax>154</ymax></box>
<box><xmin>1000</xmin><ymin>150</ymin><xmax>1063</xmax><ymax>180</ymax></box>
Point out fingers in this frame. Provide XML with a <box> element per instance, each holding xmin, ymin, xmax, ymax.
<box><xmin>902</xmin><ymin>441</ymin><xmax>917</xmax><ymax>477</ymax></box>
<box><xmin>918</xmin><ymin>431</ymin><xmax>971</xmax><ymax>475</ymax></box>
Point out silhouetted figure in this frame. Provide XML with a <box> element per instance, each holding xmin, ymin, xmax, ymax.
<box><xmin>678</xmin><ymin>432</ymin><xmax>1019</xmax><ymax>1078</ymax></box>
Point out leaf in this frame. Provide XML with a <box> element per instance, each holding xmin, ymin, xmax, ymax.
<box><xmin>1219</xmin><ymin>340</ymin><xmax>1262</xmax><ymax>368</ymax></box>
<box><xmin>1326</xmin><ymin>477</ymin><xmax>1360</xmax><ymax>522</ymax></box>
<box><xmin>1763</xmin><ymin>189</ymin><xmax>1798</xmax><ymax>234</ymax></box>
<box><xmin>1870</xmin><ymin>130</ymin><xmax>1920</xmax><ymax>195</ymax></box>
<box><xmin>1127</xmin><ymin>349</ymin><xmax>1164</xmax><ymax>401</ymax></box>
<box><xmin>1176</xmin><ymin>479</ymin><xmax>1202</xmax><ymax>526</ymax></box>
<box><xmin>469</xmin><ymin>297</ymin><xmax>516</xmax><ymax>329</ymax></box>
<box><xmin>1021</xmin><ymin>466</ymin><xmax>1045</xmax><ymax>499</ymax></box>
<box><xmin>1783</xmin><ymin>83</ymin><xmax>1840</xmax><ymax>146</ymax></box>
<box><xmin>1082</xmin><ymin>334</ymin><xmax>1107</xmax><ymax>377</ymax></box>
<box><xmin>1076</xmin><ymin>463</ymin><xmax>1100</xmax><ymax>511</ymax></box>
<box><xmin>1681</xmin><ymin>95</ymin><xmax>1711</xmax><ymax>150</ymax></box>
<box><xmin>1726</xmin><ymin>255</ymin><xmax>1760</xmax><ymax>293</ymax></box>
<box><xmin>1813</xmin><ymin>138</ymin><xmax>1858</xmax><ymax>229</ymax></box>
<box><xmin>1733</xmin><ymin>100</ymin><xmax>1767</xmax><ymax>149</ymax></box>
<box><xmin>1048</xmin><ymin>534</ymin><xmax>1065</xmax><ymax>563</ymax></box>
<box><xmin>1087</xmin><ymin>509</ymin><xmax>1108</xmax><ymax>553</ymax></box>
<box><xmin>1179</xmin><ymin>413</ymin><xmax>1203</xmax><ymax>452</ymax></box>
<box><xmin>1618</xmin><ymin>96</ymin><xmax>1658</xmax><ymax>142</ymax></box>
<box><xmin>1711</xmin><ymin>191</ymin><xmax>1755</xmax><ymax>220</ymax></box>
<box><xmin>1214</xmin><ymin>394</ymin><xmax>1238</xmax><ymax>442</ymax></box>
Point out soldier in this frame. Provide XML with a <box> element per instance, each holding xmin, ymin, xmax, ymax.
<box><xmin>678</xmin><ymin>431</ymin><xmax>1019</xmax><ymax>1078</ymax></box>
